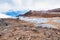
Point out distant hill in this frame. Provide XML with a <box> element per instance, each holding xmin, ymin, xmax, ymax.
<box><xmin>17</xmin><ymin>8</ymin><xmax>60</xmax><ymax>17</ymax></box>
<box><xmin>47</xmin><ymin>8</ymin><xmax>60</xmax><ymax>12</ymax></box>
<box><xmin>4</xmin><ymin>10</ymin><xmax>29</xmax><ymax>17</ymax></box>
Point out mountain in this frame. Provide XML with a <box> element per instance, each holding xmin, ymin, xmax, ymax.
<box><xmin>48</xmin><ymin>8</ymin><xmax>60</xmax><ymax>12</ymax></box>
<box><xmin>17</xmin><ymin>8</ymin><xmax>60</xmax><ymax>17</ymax></box>
<box><xmin>17</xmin><ymin>10</ymin><xmax>45</xmax><ymax>17</ymax></box>
<box><xmin>4</xmin><ymin>10</ymin><xmax>29</xmax><ymax>17</ymax></box>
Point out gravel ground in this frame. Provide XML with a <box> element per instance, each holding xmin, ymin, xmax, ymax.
<box><xmin>0</xmin><ymin>18</ymin><xmax>60</xmax><ymax>40</ymax></box>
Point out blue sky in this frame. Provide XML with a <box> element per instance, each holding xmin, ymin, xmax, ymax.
<box><xmin>0</xmin><ymin>0</ymin><xmax>60</xmax><ymax>18</ymax></box>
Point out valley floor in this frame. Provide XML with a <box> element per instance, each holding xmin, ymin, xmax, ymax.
<box><xmin>0</xmin><ymin>18</ymin><xmax>60</xmax><ymax>40</ymax></box>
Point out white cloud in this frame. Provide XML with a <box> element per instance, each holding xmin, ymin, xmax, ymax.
<box><xmin>31</xmin><ymin>2</ymin><xmax>60</xmax><ymax>10</ymax></box>
<box><xmin>0</xmin><ymin>3</ymin><xmax>12</xmax><ymax>12</ymax></box>
<box><xmin>0</xmin><ymin>0</ymin><xmax>60</xmax><ymax>11</ymax></box>
<box><xmin>25</xmin><ymin>0</ymin><xmax>60</xmax><ymax>10</ymax></box>
<box><xmin>12</xmin><ymin>0</ymin><xmax>23</xmax><ymax>10</ymax></box>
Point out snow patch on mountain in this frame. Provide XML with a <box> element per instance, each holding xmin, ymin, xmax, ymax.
<box><xmin>0</xmin><ymin>13</ymin><xmax>12</xmax><ymax>18</ymax></box>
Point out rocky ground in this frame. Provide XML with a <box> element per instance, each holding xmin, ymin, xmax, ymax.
<box><xmin>0</xmin><ymin>18</ymin><xmax>60</xmax><ymax>40</ymax></box>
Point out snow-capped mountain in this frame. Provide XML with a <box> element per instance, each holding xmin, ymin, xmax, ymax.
<box><xmin>4</xmin><ymin>10</ymin><xmax>29</xmax><ymax>17</ymax></box>
<box><xmin>0</xmin><ymin>9</ymin><xmax>29</xmax><ymax>18</ymax></box>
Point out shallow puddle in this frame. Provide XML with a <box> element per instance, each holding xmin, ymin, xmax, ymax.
<box><xmin>53</xmin><ymin>20</ymin><xmax>60</xmax><ymax>23</ymax></box>
<box><xmin>19</xmin><ymin>16</ymin><xmax>60</xmax><ymax>28</ymax></box>
<box><xmin>19</xmin><ymin>16</ymin><xmax>49</xmax><ymax>23</ymax></box>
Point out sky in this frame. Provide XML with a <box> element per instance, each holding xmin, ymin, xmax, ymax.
<box><xmin>0</xmin><ymin>0</ymin><xmax>60</xmax><ymax>18</ymax></box>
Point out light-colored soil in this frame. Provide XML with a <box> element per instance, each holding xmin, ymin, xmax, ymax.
<box><xmin>0</xmin><ymin>18</ymin><xmax>60</xmax><ymax>40</ymax></box>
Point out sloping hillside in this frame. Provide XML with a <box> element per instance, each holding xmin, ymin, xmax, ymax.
<box><xmin>17</xmin><ymin>8</ymin><xmax>60</xmax><ymax>17</ymax></box>
<box><xmin>48</xmin><ymin>8</ymin><xmax>60</xmax><ymax>12</ymax></box>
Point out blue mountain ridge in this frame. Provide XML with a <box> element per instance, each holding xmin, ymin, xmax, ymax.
<box><xmin>4</xmin><ymin>10</ymin><xmax>29</xmax><ymax>17</ymax></box>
